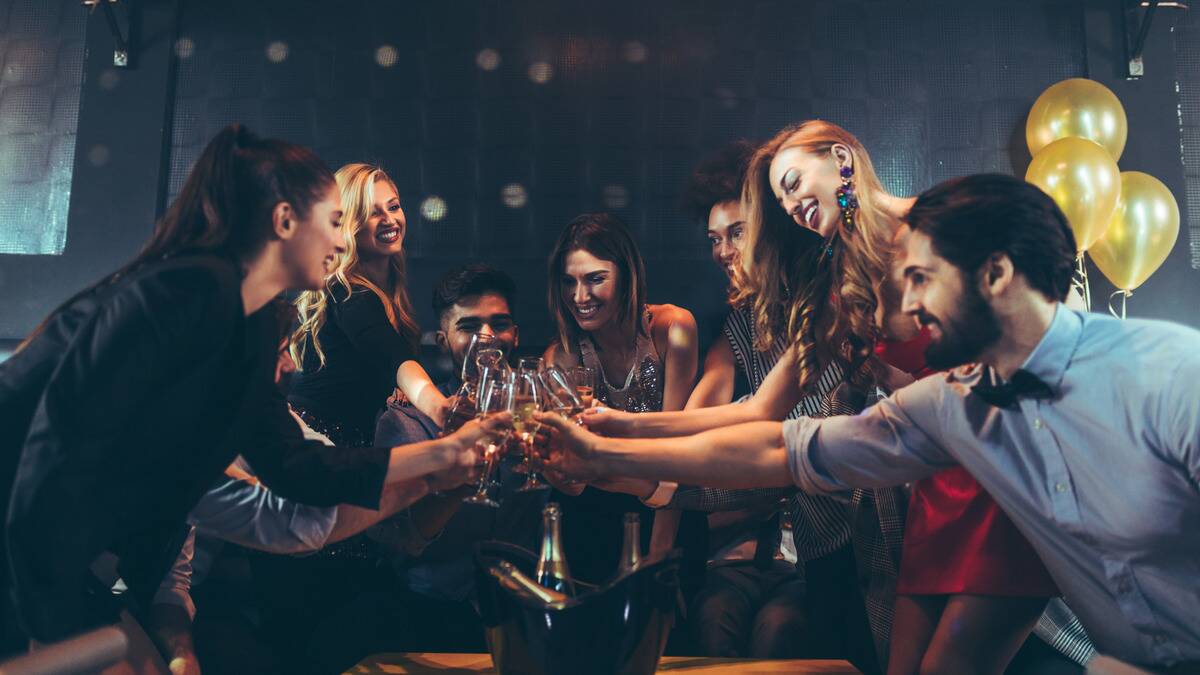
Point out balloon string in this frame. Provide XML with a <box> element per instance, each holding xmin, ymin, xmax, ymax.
<box><xmin>1108</xmin><ymin>290</ymin><xmax>1130</xmax><ymax>320</ymax></box>
<box><xmin>1073</xmin><ymin>253</ymin><xmax>1092</xmax><ymax>311</ymax></box>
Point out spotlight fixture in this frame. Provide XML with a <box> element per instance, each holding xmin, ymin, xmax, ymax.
<box><xmin>81</xmin><ymin>0</ymin><xmax>129</xmax><ymax>67</ymax></box>
<box><xmin>1124</xmin><ymin>0</ymin><xmax>1187</xmax><ymax>78</ymax></box>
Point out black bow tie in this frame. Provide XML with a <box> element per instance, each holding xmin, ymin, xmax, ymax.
<box><xmin>972</xmin><ymin>369</ymin><xmax>1055</xmax><ymax>410</ymax></box>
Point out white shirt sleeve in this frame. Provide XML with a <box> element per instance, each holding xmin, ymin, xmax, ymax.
<box><xmin>785</xmin><ymin>380</ymin><xmax>954</xmax><ymax>493</ymax></box>
<box><xmin>186</xmin><ymin>411</ymin><xmax>339</xmax><ymax>555</ymax></box>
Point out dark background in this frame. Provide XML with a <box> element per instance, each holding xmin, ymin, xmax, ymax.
<box><xmin>2</xmin><ymin>0</ymin><xmax>1198</xmax><ymax>356</ymax></box>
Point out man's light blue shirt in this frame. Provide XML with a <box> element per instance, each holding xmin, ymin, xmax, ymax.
<box><xmin>785</xmin><ymin>306</ymin><xmax>1200</xmax><ymax>667</ymax></box>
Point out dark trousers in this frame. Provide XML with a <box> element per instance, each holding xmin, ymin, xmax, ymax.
<box><xmin>802</xmin><ymin>545</ymin><xmax>882</xmax><ymax>675</ymax></box>
<box><xmin>252</xmin><ymin>547</ymin><xmax>488</xmax><ymax>674</ymax></box>
<box><xmin>690</xmin><ymin>561</ymin><xmax>807</xmax><ymax>658</ymax></box>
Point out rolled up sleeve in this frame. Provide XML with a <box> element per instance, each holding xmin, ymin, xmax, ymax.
<box><xmin>785</xmin><ymin>384</ymin><xmax>954</xmax><ymax>494</ymax></box>
<box><xmin>189</xmin><ymin>476</ymin><xmax>337</xmax><ymax>554</ymax></box>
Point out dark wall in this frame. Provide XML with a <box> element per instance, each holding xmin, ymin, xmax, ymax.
<box><xmin>0</xmin><ymin>1</ymin><xmax>84</xmax><ymax>257</ymax></box>
<box><xmin>1</xmin><ymin>0</ymin><xmax>1197</xmax><ymax>348</ymax></box>
<box><xmin>0</xmin><ymin>0</ymin><xmax>179</xmax><ymax>344</ymax></box>
<box><xmin>1079</xmin><ymin>4</ymin><xmax>1200</xmax><ymax>321</ymax></box>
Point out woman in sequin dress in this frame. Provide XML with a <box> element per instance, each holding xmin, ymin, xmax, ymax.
<box><xmin>542</xmin><ymin>212</ymin><xmax>700</xmax><ymax>585</ymax></box>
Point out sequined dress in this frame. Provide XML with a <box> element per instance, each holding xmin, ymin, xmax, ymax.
<box><xmin>556</xmin><ymin>310</ymin><xmax>667</xmax><ymax>585</ymax></box>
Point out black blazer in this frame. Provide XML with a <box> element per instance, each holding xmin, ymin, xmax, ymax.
<box><xmin>0</xmin><ymin>254</ymin><xmax>389</xmax><ymax>642</ymax></box>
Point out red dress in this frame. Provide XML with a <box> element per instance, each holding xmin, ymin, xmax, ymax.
<box><xmin>878</xmin><ymin>329</ymin><xmax>1058</xmax><ymax>596</ymax></box>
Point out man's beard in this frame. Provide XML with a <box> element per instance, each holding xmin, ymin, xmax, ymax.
<box><xmin>922</xmin><ymin>282</ymin><xmax>1002</xmax><ymax>371</ymax></box>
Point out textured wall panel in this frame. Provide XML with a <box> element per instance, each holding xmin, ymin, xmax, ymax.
<box><xmin>0</xmin><ymin>0</ymin><xmax>85</xmax><ymax>255</ymax></box>
<box><xmin>1177</xmin><ymin>9</ymin><xmax>1200</xmax><ymax>269</ymax></box>
<box><xmin>166</xmin><ymin>0</ymin><xmax>1098</xmax><ymax>341</ymax></box>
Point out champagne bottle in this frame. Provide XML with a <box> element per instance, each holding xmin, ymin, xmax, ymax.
<box><xmin>489</xmin><ymin>561</ymin><xmax>568</xmax><ymax>605</ymax></box>
<box><xmin>617</xmin><ymin>512</ymin><xmax>641</xmax><ymax>576</ymax></box>
<box><xmin>536</xmin><ymin>503</ymin><xmax>576</xmax><ymax>596</ymax></box>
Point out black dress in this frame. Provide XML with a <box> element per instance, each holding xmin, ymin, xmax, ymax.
<box><xmin>288</xmin><ymin>282</ymin><xmax>417</xmax><ymax>447</ymax></box>
<box><xmin>0</xmin><ymin>254</ymin><xmax>389</xmax><ymax>645</ymax></box>
<box><xmin>256</xmin><ymin>283</ymin><xmax>418</xmax><ymax>672</ymax></box>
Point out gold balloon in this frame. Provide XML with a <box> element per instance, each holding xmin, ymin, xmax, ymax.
<box><xmin>1025</xmin><ymin>137</ymin><xmax>1121</xmax><ymax>251</ymax></box>
<box><xmin>1089</xmin><ymin>171</ymin><xmax>1180</xmax><ymax>291</ymax></box>
<box><xmin>1027</xmin><ymin>78</ymin><xmax>1128</xmax><ymax>161</ymax></box>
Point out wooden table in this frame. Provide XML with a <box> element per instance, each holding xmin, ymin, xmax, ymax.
<box><xmin>346</xmin><ymin>653</ymin><xmax>860</xmax><ymax>674</ymax></box>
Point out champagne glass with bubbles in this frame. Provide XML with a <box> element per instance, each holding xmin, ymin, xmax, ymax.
<box><xmin>569</xmin><ymin>366</ymin><xmax>596</xmax><ymax>408</ymax></box>
<box><xmin>513</xmin><ymin>358</ymin><xmax>551</xmax><ymax>492</ymax></box>
<box><xmin>463</xmin><ymin>368</ymin><xmax>514</xmax><ymax>507</ymax></box>
<box><xmin>541</xmin><ymin>366</ymin><xmax>584</xmax><ymax>419</ymax></box>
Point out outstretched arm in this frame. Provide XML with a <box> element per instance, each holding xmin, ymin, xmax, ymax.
<box><xmin>540</xmin><ymin>413</ymin><xmax>794</xmax><ymax>488</ymax></box>
<box><xmin>581</xmin><ymin>347</ymin><xmax>804</xmax><ymax>438</ymax></box>
<box><xmin>539</xmin><ymin>379</ymin><xmax>956</xmax><ymax>493</ymax></box>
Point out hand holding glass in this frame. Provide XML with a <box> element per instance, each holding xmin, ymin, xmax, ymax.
<box><xmin>463</xmin><ymin>369</ymin><xmax>514</xmax><ymax>507</ymax></box>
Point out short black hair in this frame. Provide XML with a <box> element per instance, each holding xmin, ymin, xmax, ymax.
<box><xmin>906</xmin><ymin>174</ymin><xmax>1077</xmax><ymax>302</ymax></box>
<box><xmin>431</xmin><ymin>263</ymin><xmax>517</xmax><ymax>322</ymax></box>
<box><xmin>681</xmin><ymin>140</ymin><xmax>757</xmax><ymax>224</ymax></box>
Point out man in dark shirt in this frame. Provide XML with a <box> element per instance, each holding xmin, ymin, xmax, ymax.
<box><xmin>373</xmin><ymin>263</ymin><xmax>545</xmax><ymax>651</ymax></box>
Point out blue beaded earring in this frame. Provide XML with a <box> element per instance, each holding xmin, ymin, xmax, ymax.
<box><xmin>835</xmin><ymin>164</ymin><xmax>858</xmax><ymax>231</ymax></box>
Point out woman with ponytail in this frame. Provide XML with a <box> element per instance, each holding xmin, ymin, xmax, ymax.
<box><xmin>0</xmin><ymin>126</ymin><xmax>498</xmax><ymax>651</ymax></box>
<box><xmin>258</xmin><ymin>163</ymin><xmax>436</xmax><ymax>673</ymax></box>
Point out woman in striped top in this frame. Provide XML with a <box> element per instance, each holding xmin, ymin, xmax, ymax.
<box><xmin>668</xmin><ymin>140</ymin><xmax>902</xmax><ymax>668</ymax></box>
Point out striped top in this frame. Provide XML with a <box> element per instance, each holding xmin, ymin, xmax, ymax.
<box><xmin>721</xmin><ymin>305</ymin><xmax>853</xmax><ymax>560</ymax></box>
<box><xmin>722</xmin><ymin>306</ymin><xmax>845</xmax><ymax>421</ymax></box>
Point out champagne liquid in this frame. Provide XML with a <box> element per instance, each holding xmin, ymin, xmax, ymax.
<box><xmin>512</xmin><ymin>396</ymin><xmax>537</xmax><ymax>434</ymax></box>
<box><xmin>576</xmin><ymin>385</ymin><xmax>594</xmax><ymax>408</ymax></box>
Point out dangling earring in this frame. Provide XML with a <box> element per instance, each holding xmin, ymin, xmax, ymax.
<box><xmin>835</xmin><ymin>164</ymin><xmax>858</xmax><ymax>231</ymax></box>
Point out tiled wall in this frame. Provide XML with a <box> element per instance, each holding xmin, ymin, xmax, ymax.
<box><xmin>1176</xmin><ymin>8</ymin><xmax>1200</xmax><ymax>271</ymax></box>
<box><xmin>164</xmin><ymin>0</ymin><xmax>1093</xmax><ymax>341</ymax></box>
<box><xmin>0</xmin><ymin>0</ymin><xmax>85</xmax><ymax>255</ymax></box>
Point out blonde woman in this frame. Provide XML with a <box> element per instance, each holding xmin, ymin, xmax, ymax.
<box><xmin>288</xmin><ymin>163</ymin><xmax>421</xmax><ymax>447</ymax></box>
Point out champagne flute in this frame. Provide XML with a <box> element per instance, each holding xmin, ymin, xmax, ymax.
<box><xmin>476</xmin><ymin>347</ymin><xmax>508</xmax><ymax>375</ymax></box>
<box><xmin>541</xmin><ymin>366</ymin><xmax>584</xmax><ymax>419</ymax></box>
<box><xmin>513</xmin><ymin>359</ymin><xmax>550</xmax><ymax>492</ymax></box>
<box><xmin>444</xmin><ymin>336</ymin><xmax>506</xmax><ymax>434</ymax></box>
<box><xmin>539</xmin><ymin>366</ymin><xmax>588</xmax><ymax>495</ymax></box>
<box><xmin>463</xmin><ymin>369</ymin><xmax>514</xmax><ymax>507</ymax></box>
<box><xmin>462</xmin><ymin>333</ymin><xmax>503</xmax><ymax>383</ymax></box>
<box><xmin>568</xmin><ymin>366</ymin><xmax>596</xmax><ymax>408</ymax></box>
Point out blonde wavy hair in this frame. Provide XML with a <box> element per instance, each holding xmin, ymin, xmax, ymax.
<box><xmin>289</xmin><ymin>163</ymin><xmax>420</xmax><ymax>369</ymax></box>
<box><xmin>738</xmin><ymin>120</ymin><xmax>895</xmax><ymax>393</ymax></box>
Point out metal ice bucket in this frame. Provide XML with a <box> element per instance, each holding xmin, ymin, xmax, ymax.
<box><xmin>475</xmin><ymin>541</ymin><xmax>680</xmax><ymax>675</ymax></box>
